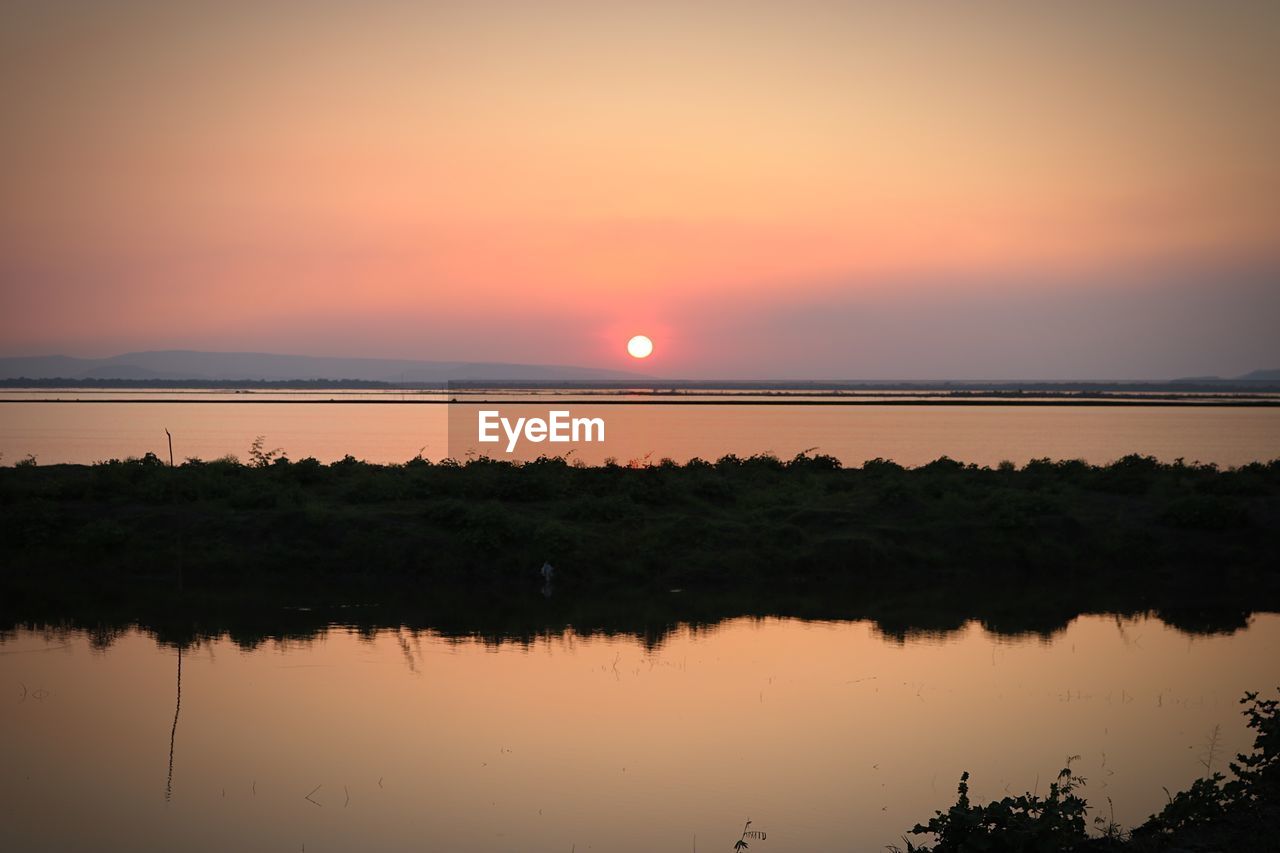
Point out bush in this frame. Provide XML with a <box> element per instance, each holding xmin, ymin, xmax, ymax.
<box><xmin>898</xmin><ymin>689</ymin><xmax>1280</xmax><ymax>851</ymax></box>
<box><xmin>899</xmin><ymin>761</ymin><xmax>1090</xmax><ymax>852</ymax></box>
<box><xmin>1160</xmin><ymin>494</ymin><xmax>1249</xmax><ymax>530</ymax></box>
<box><xmin>1132</xmin><ymin>688</ymin><xmax>1279</xmax><ymax>843</ymax></box>
<box><xmin>247</xmin><ymin>436</ymin><xmax>284</xmax><ymax>468</ymax></box>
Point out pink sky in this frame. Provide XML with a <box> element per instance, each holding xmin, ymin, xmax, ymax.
<box><xmin>2</xmin><ymin>1</ymin><xmax>1278</xmax><ymax>378</ymax></box>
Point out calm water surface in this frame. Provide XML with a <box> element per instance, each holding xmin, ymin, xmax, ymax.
<box><xmin>2</xmin><ymin>614</ymin><xmax>1277</xmax><ymax>852</ymax></box>
<box><xmin>2</xmin><ymin>391</ymin><xmax>1278</xmax><ymax>466</ymax></box>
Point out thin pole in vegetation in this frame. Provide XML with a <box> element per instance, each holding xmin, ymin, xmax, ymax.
<box><xmin>164</xmin><ymin>427</ymin><xmax>182</xmax><ymax>591</ymax></box>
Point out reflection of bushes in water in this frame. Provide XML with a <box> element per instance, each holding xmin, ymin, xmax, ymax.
<box><xmin>0</xmin><ymin>591</ymin><xmax>1268</xmax><ymax>659</ymax></box>
<box><xmin>897</xmin><ymin>688</ymin><xmax>1280</xmax><ymax>852</ymax></box>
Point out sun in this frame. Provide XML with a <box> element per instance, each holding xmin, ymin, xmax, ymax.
<box><xmin>626</xmin><ymin>334</ymin><xmax>654</xmax><ymax>359</ymax></box>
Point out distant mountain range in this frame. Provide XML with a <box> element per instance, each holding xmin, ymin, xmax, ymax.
<box><xmin>0</xmin><ymin>351</ymin><xmax>651</xmax><ymax>383</ymax></box>
<box><xmin>1168</xmin><ymin>369</ymin><xmax>1280</xmax><ymax>383</ymax></box>
<box><xmin>0</xmin><ymin>351</ymin><xmax>1276</xmax><ymax>387</ymax></box>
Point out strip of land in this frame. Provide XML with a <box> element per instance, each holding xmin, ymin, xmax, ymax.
<box><xmin>3</xmin><ymin>454</ymin><xmax>1277</xmax><ymax>637</ymax></box>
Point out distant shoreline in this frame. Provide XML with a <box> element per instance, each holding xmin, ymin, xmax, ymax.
<box><xmin>4</xmin><ymin>396</ymin><xmax>1279</xmax><ymax>406</ymax></box>
<box><xmin>4</xmin><ymin>377</ymin><xmax>1280</xmax><ymax>393</ymax></box>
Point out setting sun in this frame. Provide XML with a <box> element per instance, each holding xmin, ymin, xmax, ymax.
<box><xmin>626</xmin><ymin>335</ymin><xmax>654</xmax><ymax>359</ymax></box>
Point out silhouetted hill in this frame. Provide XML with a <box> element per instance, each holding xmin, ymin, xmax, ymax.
<box><xmin>4</xmin><ymin>352</ymin><xmax>1279</xmax><ymax>388</ymax></box>
<box><xmin>1172</xmin><ymin>369</ymin><xmax>1280</xmax><ymax>383</ymax></box>
<box><xmin>0</xmin><ymin>350</ymin><xmax>650</xmax><ymax>383</ymax></box>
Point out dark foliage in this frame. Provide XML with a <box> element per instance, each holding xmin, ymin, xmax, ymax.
<box><xmin>899</xmin><ymin>688</ymin><xmax>1280</xmax><ymax>852</ymax></box>
<box><xmin>1</xmin><ymin>453</ymin><xmax>1277</xmax><ymax>646</ymax></box>
<box><xmin>899</xmin><ymin>762</ymin><xmax>1091</xmax><ymax>852</ymax></box>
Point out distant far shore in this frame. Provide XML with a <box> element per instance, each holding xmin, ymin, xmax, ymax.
<box><xmin>3</xmin><ymin>376</ymin><xmax>1280</xmax><ymax>396</ymax></box>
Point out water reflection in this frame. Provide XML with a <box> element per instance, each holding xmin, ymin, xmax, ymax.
<box><xmin>1</xmin><ymin>595</ymin><xmax>1259</xmax><ymax>655</ymax></box>
<box><xmin>4</xmin><ymin>399</ymin><xmax>1279</xmax><ymax>467</ymax></box>
<box><xmin>1</xmin><ymin>612</ymin><xmax>1276</xmax><ymax>852</ymax></box>
<box><xmin>166</xmin><ymin>646</ymin><xmax>182</xmax><ymax>802</ymax></box>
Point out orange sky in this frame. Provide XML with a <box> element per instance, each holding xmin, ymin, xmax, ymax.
<box><xmin>2</xmin><ymin>1</ymin><xmax>1278</xmax><ymax>377</ymax></box>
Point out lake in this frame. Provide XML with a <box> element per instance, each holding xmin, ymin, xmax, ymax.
<box><xmin>2</xmin><ymin>613</ymin><xmax>1276</xmax><ymax>852</ymax></box>
<box><xmin>2</xmin><ymin>389</ymin><xmax>1279</xmax><ymax>467</ymax></box>
<box><xmin>4</xmin><ymin>388</ymin><xmax>1277</xmax><ymax>849</ymax></box>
